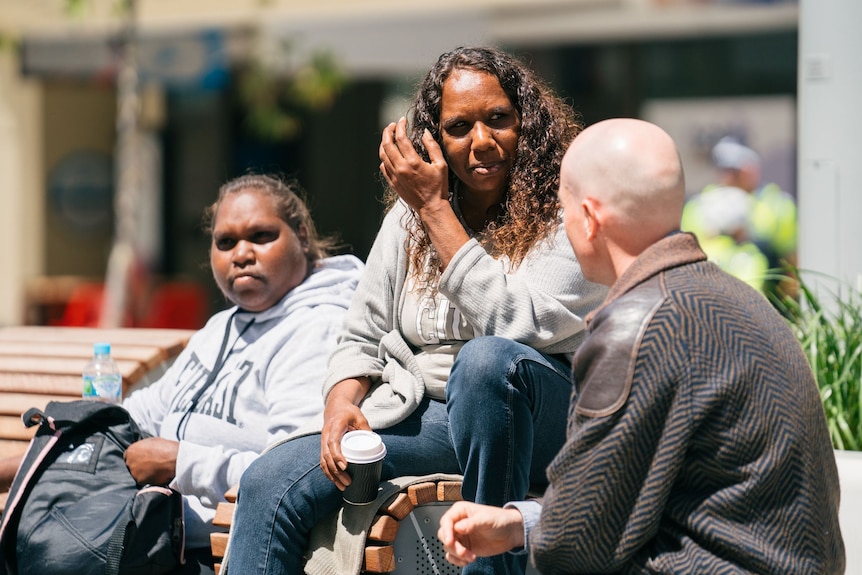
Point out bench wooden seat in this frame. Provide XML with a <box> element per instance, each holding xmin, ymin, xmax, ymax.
<box><xmin>363</xmin><ymin>480</ymin><xmax>463</xmax><ymax>573</ymax></box>
<box><xmin>0</xmin><ymin>326</ymin><xmax>194</xmax><ymax>515</ymax></box>
<box><xmin>210</xmin><ymin>480</ymin><xmax>464</xmax><ymax>575</ymax></box>
<box><xmin>210</xmin><ymin>484</ymin><xmax>237</xmax><ymax>573</ymax></box>
<box><xmin>0</xmin><ymin>326</ymin><xmax>194</xmax><ymax>460</ymax></box>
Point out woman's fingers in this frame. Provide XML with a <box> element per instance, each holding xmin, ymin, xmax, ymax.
<box><xmin>422</xmin><ymin>128</ymin><xmax>446</xmax><ymax>167</ymax></box>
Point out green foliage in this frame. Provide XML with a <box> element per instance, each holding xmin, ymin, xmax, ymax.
<box><xmin>775</xmin><ymin>271</ymin><xmax>862</xmax><ymax>450</ymax></box>
<box><xmin>62</xmin><ymin>0</ymin><xmax>131</xmax><ymax>18</ymax></box>
<box><xmin>0</xmin><ymin>33</ymin><xmax>17</xmax><ymax>52</ymax></box>
<box><xmin>63</xmin><ymin>0</ymin><xmax>90</xmax><ymax>17</ymax></box>
<box><xmin>238</xmin><ymin>47</ymin><xmax>346</xmax><ymax>141</ymax></box>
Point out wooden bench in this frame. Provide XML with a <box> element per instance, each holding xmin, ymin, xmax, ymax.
<box><xmin>210</xmin><ymin>479</ymin><xmax>465</xmax><ymax>575</ymax></box>
<box><xmin>0</xmin><ymin>326</ymin><xmax>194</xmax><ymax>511</ymax></box>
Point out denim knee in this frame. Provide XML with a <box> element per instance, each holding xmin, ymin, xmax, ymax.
<box><xmin>238</xmin><ymin>443</ymin><xmax>285</xmax><ymax>496</ymax></box>
<box><xmin>446</xmin><ymin>336</ymin><xmax>523</xmax><ymax>403</ymax></box>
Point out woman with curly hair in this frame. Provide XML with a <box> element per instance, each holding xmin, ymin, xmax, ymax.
<box><xmin>226</xmin><ymin>46</ymin><xmax>606</xmax><ymax>575</ymax></box>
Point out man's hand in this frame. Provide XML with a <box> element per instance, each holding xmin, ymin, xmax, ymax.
<box><xmin>437</xmin><ymin>501</ymin><xmax>526</xmax><ymax>567</ymax></box>
<box><xmin>124</xmin><ymin>437</ymin><xmax>179</xmax><ymax>486</ymax></box>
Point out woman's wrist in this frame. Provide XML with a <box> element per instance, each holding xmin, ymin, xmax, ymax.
<box><xmin>416</xmin><ymin>196</ymin><xmax>455</xmax><ymax>225</ymax></box>
<box><xmin>326</xmin><ymin>377</ymin><xmax>371</xmax><ymax>407</ymax></box>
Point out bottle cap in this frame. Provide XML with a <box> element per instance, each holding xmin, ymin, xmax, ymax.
<box><xmin>94</xmin><ymin>342</ymin><xmax>111</xmax><ymax>355</ymax></box>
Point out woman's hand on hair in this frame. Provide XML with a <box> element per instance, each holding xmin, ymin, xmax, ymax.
<box><xmin>379</xmin><ymin>117</ymin><xmax>450</xmax><ymax>218</ymax></box>
<box><xmin>380</xmin><ymin>117</ymin><xmax>470</xmax><ymax>269</ymax></box>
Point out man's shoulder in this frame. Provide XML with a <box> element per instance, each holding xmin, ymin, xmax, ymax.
<box><xmin>574</xmin><ymin>275</ymin><xmax>668</xmax><ymax>416</ymax></box>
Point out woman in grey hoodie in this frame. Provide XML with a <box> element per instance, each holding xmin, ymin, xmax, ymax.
<box><xmin>122</xmin><ymin>174</ymin><xmax>364</xmax><ymax>573</ymax></box>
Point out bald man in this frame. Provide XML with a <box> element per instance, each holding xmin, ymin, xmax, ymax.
<box><xmin>438</xmin><ymin>119</ymin><xmax>844</xmax><ymax>574</ymax></box>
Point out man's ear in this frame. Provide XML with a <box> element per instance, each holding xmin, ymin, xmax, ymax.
<box><xmin>582</xmin><ymin>197</ymin><xmax>600</xmax><ymax>240</ymax></box>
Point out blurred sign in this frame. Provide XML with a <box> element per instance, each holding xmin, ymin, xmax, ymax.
<box><xmin>20</xmin><ymin>29</ymin><xmax>229</xmax><ymax>89</ymax></box>
<box><xmin>48</xmin><ymin>149</ymin><xmax>113</xmax><ymax>231</ymax></box>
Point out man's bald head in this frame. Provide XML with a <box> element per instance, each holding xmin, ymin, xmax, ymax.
<box><xmin>558</xmin><ymin>118</ymin><xmax>686</xmax><ymax>284</ymax></box>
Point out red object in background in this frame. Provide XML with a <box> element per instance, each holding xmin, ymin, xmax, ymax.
<box><xmin>54</xmin><ymin>282</ymin><xmax>106</xmax><ymax>327</ymax></box>
<box><xmin>137</xmin><ymin>281</ymin><xmax>210</xmax><ymax>330</ymax></box>
<box><xmin>54</xmin><ymin>280</ymin><xmax>209</xmax><ymax>330</ymax></box>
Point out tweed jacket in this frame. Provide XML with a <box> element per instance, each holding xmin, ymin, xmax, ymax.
<box><xmin>532</xmin><ymin>232</ymin><xmax>844</xmax><ymax>574</ymax></box>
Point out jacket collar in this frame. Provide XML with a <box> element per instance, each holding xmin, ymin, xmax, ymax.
<box><xmin>586</xmin><ymin>231</ymin><xmax>707</xmax><ymax>325</ymax></box>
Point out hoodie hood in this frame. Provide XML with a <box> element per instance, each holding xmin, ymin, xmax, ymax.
<box><xmin>233</xmin><ymin>254</ymin><xmax>365</xmax><ymax>326</ymax></box>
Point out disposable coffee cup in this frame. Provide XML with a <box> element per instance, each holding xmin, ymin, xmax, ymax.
<box><xmin>341</xmin><ymin>430</ymin><xmax>386</xmax><ymax>505</ymax></box>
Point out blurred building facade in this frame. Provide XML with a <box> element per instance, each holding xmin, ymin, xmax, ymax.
<box><xmin>0</xmin><ymin>0</ymin><xmax>803</xmax><ymax>326</ymax></box>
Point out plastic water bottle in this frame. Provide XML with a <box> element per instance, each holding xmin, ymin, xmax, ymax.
<box><xmin>82</xmin><ymin>342</ymin><xmax>122</xmax><ymax>403</ymax></box>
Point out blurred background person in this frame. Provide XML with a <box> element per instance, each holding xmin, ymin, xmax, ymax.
<box><xmin>683</xmin><ymin>136</ymin><xmax>797</xmax><ymax>299</ymax></box>
<box><xmin>681</xmin><ymin>184</ymin><xmax>768</xmax><ymax>292</ymax></box>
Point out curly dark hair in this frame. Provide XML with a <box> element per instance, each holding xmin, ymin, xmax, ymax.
<box><xmin>387</xmin><ymin>46</ymin><xmax>582</xmax><ymax>282</ymax></box>
<box><xmin>203</xmin><ymin>174</ymin><xmax>340</xmax><ymax>265</ymax></box>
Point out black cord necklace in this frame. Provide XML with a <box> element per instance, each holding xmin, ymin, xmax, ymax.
<box><xmin>175</xmin><ymin>311</ymin><xmax>255</xmax><ymax>440</ymax></box>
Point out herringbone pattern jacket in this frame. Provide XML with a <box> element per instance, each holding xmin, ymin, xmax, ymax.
<box><xmin>533</xmin><ymin>232</ymin><xmax>844</xmax><ymax>574</ymax></box>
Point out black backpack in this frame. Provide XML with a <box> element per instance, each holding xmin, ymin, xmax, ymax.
<box><xmin>0</xmin><ymin>400</ymin><xmax>184</xmax><ymax>575</ymax></box>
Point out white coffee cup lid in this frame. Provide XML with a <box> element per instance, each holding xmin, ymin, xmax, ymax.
<box><xmin>341</xmin><ymin>430</ymin><xmax>386</xmax><ymax>463</ymax></box>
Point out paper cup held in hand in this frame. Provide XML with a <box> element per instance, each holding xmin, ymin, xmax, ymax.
<box><xmin>341</xmin><ymin>430</ymin><xmax>386</xmax><ymax>505</ymax></box>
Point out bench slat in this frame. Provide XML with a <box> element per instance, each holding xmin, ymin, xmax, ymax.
<box><xmin>380</xmin><ymin>491</ymin><xmax>414</xmax><ymax>521</ymax></box>
<box><xmin>363</xmin><ymin>545</ymin><xmax>395</xmax><ymax>573</ymax></box>
<box><xmin>224</xmin><ymin>484</ymin><xmax>239</xmax><ymax>503</ymax></box>
<box><xmin>0</xmin><ymin>373</ymin><xmax>103</xmax><ymax>396</ymax></box>
<box><xmin>211</xmin><ymin>532</ymin><xmax>229</xmax><ymax>558</ymax></box>
<box><xmin>367</xmin><ymin>514</ymin><xmax>400</xmax><ymax>543</ymax></box>
<box><xmin>437</xmin><ymin>480</ymin><xmax>463</xmax><ymax>502</ymax></box>
<box><xmin>0</xmin><ymin>391</ymin><xmax>85</xmax><ymax>416</ymax></box>
<box><xmin>0</xmin><ymin>439</ymin><xmax>30</xmax><ymax>457</ymax></box>
<box><xmin>407</xmin><ymin>481</ymin><xmax>438</xmax><ymax>506</ymax></box>
<box><xmin>0</xmin><ymin>341</ymin><xmax>171</xmax><ymax>370</ymax></box>
<box><xmin>0</xmin><ymin>356</ymin><xmax>145</xmax><ymax>385</ymax></box>
<box><xmin>0</xmin><ymin>416</ymin><xmax>38</xmax><ymax>442</ymax></box>
<box><xmin>0</xmin><ymin>327</ymin><xmax>192</xmax><ymax>357</ymax></box>
<box><xmin>213</xmin><ymin>502</ymin><xmax>235</xmax><ymax>528</ymax></box>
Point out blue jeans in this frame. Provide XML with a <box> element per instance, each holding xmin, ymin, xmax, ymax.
<box><xmin>227</xmin><ymin>336</ymin><xmax>573</xmax><ymax>575</ymax></box>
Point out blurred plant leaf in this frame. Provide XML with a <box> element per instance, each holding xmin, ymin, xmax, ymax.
<box><xmin>62</xmin><ymin>0</ymin><xmax>132</xmax><ymax>17</ymax></box>
<box><xmin>0</xmin><ymin>33</ymin><xmax>17</xmax><ymax>52</ymax></box>
<box><xmin>63</xmin><ymin>0</ymin><xmax>90</xmax><ymax>17</ymax></box>
<box><xmin>238</xmin><ymin>47</ymin><xmax>346</xmax><ymax>141</ymax></box>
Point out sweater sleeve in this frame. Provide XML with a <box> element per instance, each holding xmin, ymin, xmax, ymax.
<box><xmin>439</xmin><ymin>222</ymin><xmax>606</xmax><ymax>354</ymax></box>
<box><xmin>323</xmin><ymin>207</ymin><xmax>404</xmax><ymax>395</ymax></box>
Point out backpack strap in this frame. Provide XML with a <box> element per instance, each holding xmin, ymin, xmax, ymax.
<box><xmin>105</xmin><ymin>513</ymin><xmax>134</xmax><ymax>575</ymax></box>
<box><xmin>0</xmin><ymin>409</ymin><xmax>58</xmax><ymax>574</ymax></box>
<box><xmin>22</xmin><ymin>407</ymin><xmax>47</xmax><ymax>428</ymax></box>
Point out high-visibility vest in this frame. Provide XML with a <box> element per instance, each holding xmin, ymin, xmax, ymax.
<box><xmin>749</xmin><ymin>182</ymin><xmax>797</xmax><ymax>264</ymax></box>
<box><xmin>698</xmin><ymin>234</ymin><xmax>769</xmax><ymax>293</ymax></box>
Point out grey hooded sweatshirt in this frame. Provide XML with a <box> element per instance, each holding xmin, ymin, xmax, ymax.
<box><xmin>123</xmin><ymin>254</ymin><xmax>364</xmax><ymax>548</ymax></box>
